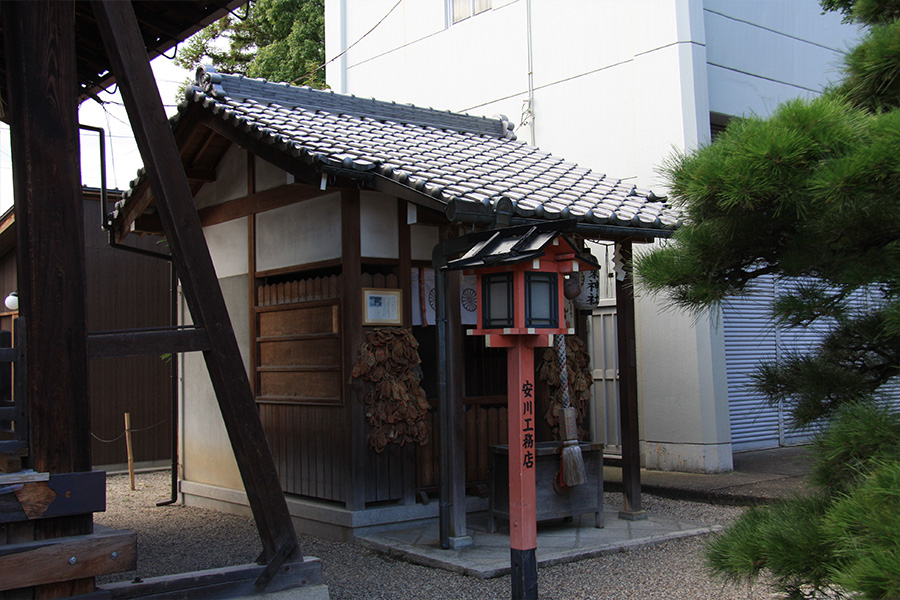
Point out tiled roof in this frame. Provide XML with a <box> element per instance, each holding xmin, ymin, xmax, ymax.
<box><xmin>122</xmin><ymin>66</ymin><xmax>680</xmax><ymax>234</ymax></box>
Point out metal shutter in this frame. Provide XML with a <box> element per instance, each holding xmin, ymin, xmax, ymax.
<box><xmin>723</xmin><ymin>275</ymin><xmax>782</xmax><ymax>450</ymax></box>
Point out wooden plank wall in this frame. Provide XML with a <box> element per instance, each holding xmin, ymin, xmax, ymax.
<box><xmin>83</xmin><ymin>197</ymin><xmax>172</xmax><ymax>468</ymax></box>
<box><xmin>255</xmin><ymin>274</ymin><xmax>345</xmax><ymax>502</ymax></box>
<box><xmin>415</xmin><ymin>403</ymin><xmax>509</xmax><ymax>491</ymax></box>
<box><xmin>0</xmin><ymin>196</ymin><xmax>173</xmax><ymax>468</ymax></box>
<box><xmin>358</xmin><ymin>271</ymin><xmax>413</xmax><ymax>504</ymax></box>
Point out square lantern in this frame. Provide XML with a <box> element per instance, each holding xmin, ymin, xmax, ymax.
<box><xmin>442</xmin><ymin>221</ymin><xmax>600</xmax><ymax>600</ymax></box>
<box><xmin>446</xmin><ymin>222</ymin><xmax>599</xmax><ymax>346</ymax></box>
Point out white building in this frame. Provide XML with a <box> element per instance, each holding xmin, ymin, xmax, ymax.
<box><xmin>325</xmin><ymin>0</ymin><xmax>860</xmax><ymax>471</ymax></box>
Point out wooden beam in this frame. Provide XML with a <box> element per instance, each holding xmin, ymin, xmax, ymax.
<box><xmin>185</xmin><ymin>167</ymin><xmax>217</xmax><ymax>182</ymax></box>
<box><xmin>87</xmin><ymin>328</ymin><xmax>211</xmax><ymax>359</ymax></box>
<box><xmin>614</xmin><ymin>240</ymin><xmax>644</xmax><ymax>519</ymax></box>
<box><xmin>131</xmin><ymin>183</ymin><xmax>333</xmax><ymax>236</ymax></box>
<box><xmin>0</xmin><ymin>471</ymin><xmax>106</xmax><ymax>524</ymax></box>
<box><xmin>100</xmin><ymin>557</ymin><xmax>323</xmax><ymax>599</ymax></box>
<box><xmin>91</xmin><ymin>0</ymin><xmax>301</xmax><ymax>565</ymax></box>
<box><xmin>370</xmin><ymin>174</ymin><xmax>447</xmax><ymax>214</ymax></box>
<box><xmin>0</xmin><ymin>528</ymin><xmax>136</xmax><ymax>592</ymax></box>
<box><xmin>197</xmin><ymin>111</ymin><xmax>323</xmax><ymax>188</ymax></box>
<box><xmin>199</xmin><ymin>183</ymin><xmax>330</xmax><ymax>228</ymax></box>
<box><xmin>445</xmin><ymin>267</ymin><xmax>469</xmax><ymax>543</ymax></box>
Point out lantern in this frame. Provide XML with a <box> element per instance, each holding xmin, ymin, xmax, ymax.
<box><xmin>445</xmin><ymin>222</ymin><xmax>598</xmax><ymax>600</ymax></box>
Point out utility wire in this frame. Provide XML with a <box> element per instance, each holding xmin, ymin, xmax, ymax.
<box><xmin>292</xmin><ymin>0</ymin><xmax>403</xmax><ymax>85</ymax></box>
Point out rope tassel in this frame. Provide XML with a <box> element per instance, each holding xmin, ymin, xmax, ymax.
<box><xmin>556</xmin><ymin>335</ymin><xmax>586</xmax><ymax>487</ymax></box>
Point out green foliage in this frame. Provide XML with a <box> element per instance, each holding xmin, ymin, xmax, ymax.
<box><xmin>824</xmin><ymin>460</ymin><xmax>900</xmax><ymax>599</ymax></box>
<box><xmin>821</xmin><ymin>0</ymin><xmax>900</xmax><ymax>25</ymax></box>
<box><xmin>810</xmin><ymin>401</ymin><xmax>900</xmax><ymax>493</ymax></box>
<box><xmin>706</xmin><ymin>495</ymin><xmax>837</xmax><ymax>599</ymax></box>
<box><xmin>707</xmin><ymin>403</ymin><xmax>900</xmax><ymax>599</ymax></box>
<box><xmin>839</xmin><ymin>21</ymin><xmax>900</xmax><ymax>111</ymax></box>
<box><xmin>175</xmin><ymin>0</ymin><xmax>325</xmax><ymax>88</ymax></box>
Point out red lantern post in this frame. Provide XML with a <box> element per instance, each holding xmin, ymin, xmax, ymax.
<box><xmin>448</xmin><ymin>225</ymin><xmax>598</xmax><ymax>600</ymax></box>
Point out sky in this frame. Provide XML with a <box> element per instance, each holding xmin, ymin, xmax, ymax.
<box><xmin>0</xmin><ymin>55</ymin><xmax>195</xmax><ymax>214</ymax></box>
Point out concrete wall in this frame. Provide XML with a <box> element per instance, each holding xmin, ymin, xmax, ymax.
<box><xmin>325</xmin><ymin>0</ymin><xmax>859</xmax><ymax>472</ymax></box>
<box><xmin>704</xmin><ymin>0</ymin><xmax>857</xmax><ymax>118</ymax></box>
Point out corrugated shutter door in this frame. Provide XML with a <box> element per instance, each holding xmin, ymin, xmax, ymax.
<box><xmin>775</xmin><ymin>278</ymin><xmax>832</xmax><ymax>445</ymax></box>
<box><xmin>723</xmin><ymin>275</ymin><xmax>781</xmax><ymax>450</ymax></box>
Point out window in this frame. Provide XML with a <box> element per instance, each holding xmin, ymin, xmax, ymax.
<box><xmin>524</xmin><ymin>272</ymin><xmax>558</xmax><ymax>328</ymax></box>
<box><xmin>482</xmin><ymin>272</ymin><xmax>514</xmax><ymax>328</ymax></box>
<box><xmin>452</xmin><ymin>0</ymin><xmax>491</xmax><ymax>23</ymax></box>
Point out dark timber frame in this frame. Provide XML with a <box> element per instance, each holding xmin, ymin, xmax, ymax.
<box><xmin>90</xmin><ymin>0</ymin><xmax>301</xmax><ymax>565</ymax></box>
<box><xmin>3</xmin><ymin>2</ymin><xmax>94</xmax><ymax>596</ymax></box>
<box><xmin>0</xmin><ymin>1</ymin><xmax>322</xmax><ymax>595</ymax></box>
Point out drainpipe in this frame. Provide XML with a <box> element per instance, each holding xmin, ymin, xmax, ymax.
<box><xmin>80</xmin><ymin>123</ymin><xmax>179</xmax><ymax>503</ymax></box>
<box><xmin>525</xmin><ymin>0</ymin><xmax>536</xmax><ymax>147</ymax></box>
<box><xmin>433</xmin><ymin>252</ymin><xmax>451</xmax><ymax>549</ymax></box>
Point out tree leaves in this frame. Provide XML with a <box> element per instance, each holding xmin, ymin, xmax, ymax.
<box><xmin>175</xmin><ymin>0</ymin><xmax>326</xmax><ymax>89</ymax></box>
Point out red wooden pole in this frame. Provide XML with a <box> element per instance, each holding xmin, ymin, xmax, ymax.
<box><xmin>507</xmin><ymin>337</ymin><xmax>538</xmax><ymax>600</ymax></box>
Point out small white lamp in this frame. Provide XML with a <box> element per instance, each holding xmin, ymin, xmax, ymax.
<box><xmin>5</xmin><ymin>291</ymin><xmax>18</xmax><ymax>311</ymax></box>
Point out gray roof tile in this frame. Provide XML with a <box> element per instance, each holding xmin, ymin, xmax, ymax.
<box><xmin>128</xmin><ymin>66</ymin><xmax>681</xmax><ymax>234</ymax></box>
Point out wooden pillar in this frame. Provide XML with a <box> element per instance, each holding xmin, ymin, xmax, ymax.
<box><xmin>92</xmin><ymin>0</ymin><xmax>300</xmax><ymax>562</ymax></box>
<box><xmin>397</xmin><ymin>201</ymin><xmax>416</xmax><ymax>505</ymax></box>
<box><xmin>342</xmin><ymin>189</ymin><xmax>366</xmax><ymax>510</ymax></box>
<box><xmin>445</xmin><ymin>270</ymin><xmax>469</xmax><ymax>544</ymax></box>
<box><xmin>3</xmin><ymin>1</ymin><xmax>94</xmax><ymax>596</ymax></box>
<box><xmin>507</xmin><ymin>338</ymin><xmax>538</xmax><ymax>600</ymax></box>
<box><xmin>4</xmin><ymin>0</ymin><xmax>90</xmax><ymax>476</ymax></box>
<box><xmin>614</xmin><ymin>240</ymin><xmax>645</xmax><ymax>519</ymax></box>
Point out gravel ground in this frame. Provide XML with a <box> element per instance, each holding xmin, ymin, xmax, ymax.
<box><xmin>96</xmin><ymin>470</ymin><xmax>775</xmax><ymax>600</ymax></box>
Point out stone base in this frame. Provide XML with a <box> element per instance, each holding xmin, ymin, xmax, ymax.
<box><xmin>180</xmin><ymin>479</ymin><xmax>489</xmax><ymax>541</ymax></box>
<box><xmin>641</xmin><ymin>441</ymin><xmax>734</xmax><ymax>473</ymax></box>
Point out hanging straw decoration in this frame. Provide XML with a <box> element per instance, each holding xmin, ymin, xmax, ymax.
<box><xmin>555</xmin><ymin>333</ymin><xmax>586</xmax><ymax>486</ymax></box>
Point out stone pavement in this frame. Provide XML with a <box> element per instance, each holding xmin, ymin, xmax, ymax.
<box><xmin>605</xmin><ymin>445</ymin><xmax>815</xmax><ymax>505</ymax></box>
<box><xmin>356</xmin><ymin>446</ymin><xmax>813</xmax><ymax>580</ymax></box>
<box><xmin>358</xmin><ymin>510</ymin><xmax>721</xmax><ymax>579</ymax></box>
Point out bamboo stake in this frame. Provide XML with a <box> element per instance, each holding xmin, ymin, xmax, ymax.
<box><xmin>124</xmin><ymin>412</ymin><xmax>135</xmax><ymax>490</ymax></box>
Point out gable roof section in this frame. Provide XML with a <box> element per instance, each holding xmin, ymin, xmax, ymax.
<box><xmin>116</xmin><ymin>65</ymin><xmax>681</xmax><ymax>240</ymax></box>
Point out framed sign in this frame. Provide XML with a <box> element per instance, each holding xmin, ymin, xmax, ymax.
<box><xmin>362</xmin><ymin>288</ymin><xmax>403</xmax><ymax>325</ymax></box>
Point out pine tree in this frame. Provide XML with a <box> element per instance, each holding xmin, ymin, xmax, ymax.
<box><xmin>175</xmin><ymin>0</ymin><xmax>325</xmax><ymax>88</ymax></box>
<box><xmin>635</xmin><ymin>1</ymin><xmax>900</xmax><ymax>597</ymax></box>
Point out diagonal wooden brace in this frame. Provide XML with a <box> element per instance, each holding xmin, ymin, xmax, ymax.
<box><xmin>90</xmin><ymin>0</ymin><xmax>302</xmax><ymax>564</ymax></box>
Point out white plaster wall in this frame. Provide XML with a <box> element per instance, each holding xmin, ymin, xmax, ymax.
<box><xmin>194</xmin><ymin>144</ymin><xmax>249</xmax><ymax>210</ymax></box>
<box><xmin>360</xmin><ymin>192</ymin><xmax>398</xmax><ymax>259</ymax></box>
<box><xmin>203</xmin><ymin>217</ymin><xmax>249</xmax><ymax>279</ymax></box>
<box><xmin>255</xmin><ymin>158</ymin><xmax>289</xmax><ymax>192</ymax></box>
<box><xmin>635</xmin><ymin>284</ymin><xmax>733</xmax><ymax>472</ymax></box>
<box><xmin>255</xmin><ymin>193</ymin><xmax>342</xmax><ymax>272</ymax></box>
<box><xmin>180</xmin><ymin>274</ymin><xmax>250</xmax><ymax>492</ymax></box>
<box><xmin>411</xmin><ymin>224</ymin><xmax>439</xmax><ymax>262</ymax></box>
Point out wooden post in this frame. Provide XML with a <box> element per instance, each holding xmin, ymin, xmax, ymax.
<box><xmin>91</xmin><ymin>1</ymin><xmax>301</xmax><ymax>564</ymax></box>
<box><xmin>341</xmin><ymin>189</ymin><xmax>366</xmax><ymax>511</ymax></box>
<box><xmin>614</xmin><ymin>240</ymin><xmax>645</xmax><ymax>519</ymax></box>
<box><xmin>507</xmin><ymin>337</ymin><xmax>538</xmax><ymax>600</ymax></box>
<box><xmin>124</xmin><ymin>412</ymin><xmax>135</xmax><ymax>491</ymax></box>
<box><xmin>3</xmin><ymin>1</ymin><xmax>94</xmax><ymax>596</ymax></box>
<box><xmin>445</xmin><ymin>269</ymin><xmax>469</xmax><ymax>545</ymax></box>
